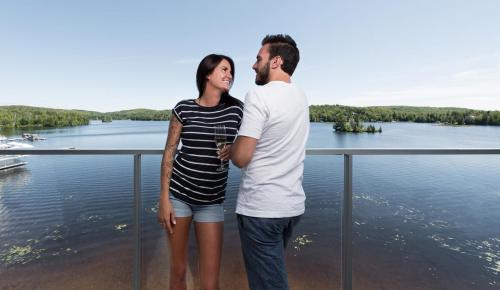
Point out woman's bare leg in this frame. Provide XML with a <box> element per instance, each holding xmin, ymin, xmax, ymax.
<box><xmin>194</xmin><ymin>222</ymin><xmax>223</xmax><ymax>290</ymax></box>
<box><xmin>168</xmin><ymin>217</ymin><xmax>192</xmax><ymax>290</ymax></box>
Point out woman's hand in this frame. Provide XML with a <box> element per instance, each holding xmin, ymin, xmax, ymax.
<box><xmin>217</xmin><ymin>144</ymin><xmax>232</xmax><ymax>161</ymax></box>
<box><xmin>157</xmin><ymin>195</ymin><xmax>176</xmax><ymax>234</ymax></box>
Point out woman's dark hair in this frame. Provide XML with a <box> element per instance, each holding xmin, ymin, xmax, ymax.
<box><xmin>262</xmin><ymin>34</ymin><xmax>300</xmax><ymax>76</ymax></box>
<box><xmin>196</xmin><ymin>54</ymin><xmax>242</xmax><ymax>107</ymax></box>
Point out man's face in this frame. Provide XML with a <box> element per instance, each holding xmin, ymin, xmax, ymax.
<box><xmin>252</xmin><ymin>44</ymin><xmax>271</xmax><ymax>85</ymax></box>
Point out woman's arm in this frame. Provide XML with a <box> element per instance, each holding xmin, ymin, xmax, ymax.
<box><xmin>157</xmin><ymin>114</ymin><xmax>183</xmax><ymax>234</ymax></box>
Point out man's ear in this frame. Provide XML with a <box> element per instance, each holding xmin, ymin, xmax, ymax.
<box><xmin>270</xmin><ymin>56</ymin><xmax>283</xmax><ymax>69</ymax></box>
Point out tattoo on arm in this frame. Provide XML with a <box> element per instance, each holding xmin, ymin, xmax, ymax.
<box><xmin>160</xmin><ymin>115</ymin><xmax>182</xmax><ymax>196</ymax></box>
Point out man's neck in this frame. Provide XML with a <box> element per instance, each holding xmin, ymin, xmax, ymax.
<box><xmin>268</xmin><ymin>71</ymin><xmax>291</xmax><ymax>83</ymax></box>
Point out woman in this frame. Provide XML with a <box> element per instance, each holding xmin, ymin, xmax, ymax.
<box><xmin>157</xmin><ymin>54</ymin><xmax>243</xmax><ymax>290</ymax></box>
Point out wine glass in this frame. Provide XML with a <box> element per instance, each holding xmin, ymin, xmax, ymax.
<box><xmin>214</xmin><ymin>125</ymin><xmax>227</xmax><ymax>172</ymax></box>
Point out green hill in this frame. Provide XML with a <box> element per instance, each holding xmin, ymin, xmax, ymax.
<box><xmin>309</xmin><ymin>105</ymin><xmax>500</xmax><ymax>126</ymax></box>
<box><xmin>0</xmin><ymin>106</ymin><xmax>94</xmax><ymax>128</ymax></box>
<box><xmin>106</xmin><ymin>108</ymin><xmax>170</xmax><ymax>121</ymax></box>
<box><xmin>1</xmin><ymin>104</ymin><xmax>499</xmax><ymax>129</ymax></box>
<box><xmin>0</xmin><ymin>106</ymin><xmax>171</xmax><ymax>129</ymax></box>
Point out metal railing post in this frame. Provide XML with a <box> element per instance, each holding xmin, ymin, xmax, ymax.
<box><xmin>133</xmin><ymin>154</ymin><xmax>142</xmax><ymax>290</ymax></box>
<box><xmin>342</xmin><ymin>154</ymin><xmax>353</xmax><ymax>290</ymax></box>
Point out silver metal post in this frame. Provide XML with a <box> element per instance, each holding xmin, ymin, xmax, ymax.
<box><xmin>342</xmin><ymin>154</ymin><xmax>353</xmax><ymax>290</ymax></box>
<box><xmin>133</xmin><ymin>154</ymin><xmax>142</xmax><ymax>290</ymax></box>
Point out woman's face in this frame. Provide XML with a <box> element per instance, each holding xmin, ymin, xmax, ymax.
<box><xmin>206</xmin><ymin>59</ymin><xmax>233</xmax><ymax>93</ymax></box>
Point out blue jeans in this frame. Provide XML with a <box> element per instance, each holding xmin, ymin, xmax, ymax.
<box><xmin>237</xmin><ymin>214</ymin><xmax>302</xmax><ymax>290</ymax></box>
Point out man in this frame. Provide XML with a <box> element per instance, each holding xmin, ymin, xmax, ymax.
<box><xmin>231</xmin><ymin>34</ymin><xmax>310</xmax><ymax>290</ymax></box>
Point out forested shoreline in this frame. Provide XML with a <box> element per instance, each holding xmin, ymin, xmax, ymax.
<box><xmin>309</xmin><ymin>105</ymin><xmax>500</xmax><ymax>126</ymax></box>
<box><xmin>0</xmin><ymin>106</ymin><xmax>171</xmax><ymax>129</ymax></box>
<box><xmin>1</xmin><ymin>105</ymin><xmax>500</xmax><ymax>130</ymax></box>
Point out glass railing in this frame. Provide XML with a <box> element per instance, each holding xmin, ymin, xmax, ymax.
<box><xmin>1</xmin><ymin>148</ymin><xmax>499</xmax><ymax>290</ymax></box>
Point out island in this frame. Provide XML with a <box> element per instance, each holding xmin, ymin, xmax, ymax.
<box><xmin>333</xmin><ymin>117</ymin><xmax>382</xmax><ymax>133</ymax></box>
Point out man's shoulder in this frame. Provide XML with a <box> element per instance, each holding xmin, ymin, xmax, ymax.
<box><xmin>263</xmin><ymin>81</ymin><xmax>304</xmax><ymax>94</ymax></box>
<box><xmin>246</xmin><ymin>85</ymin><xmax>266</xmax><ymax>96</ymax></box>
<box><xmin>244</xmin><ymin>87</ymin><xmax>264</xmax><ymax>103</ymax></box>
<box><xmin>246</xmin><ymin>82</ymin><xmax>297</xmax><ymax>97</ymax></box>
<box><xmin>244</xmin><ymin>82</ymin><xmax>306</xmax><ymax>107</ymax></box>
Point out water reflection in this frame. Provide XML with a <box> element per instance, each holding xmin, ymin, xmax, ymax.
<box><xmin>0</xmin><ymin>167</ymin><xmax>32</xmax><ymax>192</ymax></box>
<box><xmin>1</xmin><ymin>122</ymin><xmax>500</xmax><ymax>289</ymax></box>
<box><xmin>0</xmin><ymin>168</ymin><xmax>32</xmax><ymax>231</ymax></box>
<box><xmin>354</xmin><ymin>191</ymin><xmax>500</xmax><ymax>285</ymax></box>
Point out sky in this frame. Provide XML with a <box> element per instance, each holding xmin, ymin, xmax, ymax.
<box><xmin>1</xmin><ymin>0</ymin><xmax>500</xmax><ymax>112</ymax></box>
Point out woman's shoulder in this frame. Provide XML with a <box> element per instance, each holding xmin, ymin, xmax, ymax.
<box><xmin>225</xmin><ymin>96</ymin><xmax>244</xmax><ymax>110</ymax></box>
<box><xmin>173</xmin><ymin>99</ymin><xmax>197</xmax><ymax>110</ymax></box>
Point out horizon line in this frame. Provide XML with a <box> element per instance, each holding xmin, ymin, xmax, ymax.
<box><xmin>1</xmin><ymin>104</ymin><xmax>500</xmax><ymax>113</ymax></box>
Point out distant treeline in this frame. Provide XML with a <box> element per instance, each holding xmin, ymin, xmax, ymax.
<box><xmin>0</xmin><ymin>106</ymin><xmax>171</xmax><ymax>129</ymax></box>
<box><xmin>310</xmin><ymin>105</ymin><xmax>500</xmax><ymax>126</ymax></box>
<box><xmin>105</xmin><ymin>109</ymin><xmax>170</xmax><ymax>121</ymax></box>
<box><xmin>0</xmin><ymin>106</ymin><xmax>92</xmax><ymax>128</ymax></box>
<box><xmin>2</xmin><ymin>105</ymin><xmax>500</xmax><ymax>129</ymax></box>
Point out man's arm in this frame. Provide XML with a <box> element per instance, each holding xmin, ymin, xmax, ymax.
<box><xmin>232</xmin><ymin>90</ymin><xmax>263</xmax><ymax>168</ymax></box>
<box><xmin>230</xmin><ymin>135</ymin><xmax>258</xmax><ymax>168</ymax></box>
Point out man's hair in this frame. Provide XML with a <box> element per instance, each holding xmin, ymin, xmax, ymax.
<box><xmin>261</xmin><ymin>34</ymin><xmax>300</xmax><ymax>76</ymax></box>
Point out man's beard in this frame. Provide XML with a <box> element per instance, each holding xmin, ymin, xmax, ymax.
<box><xmin>255</xmin><ymin>62</ymin><xmax>270</xmax><ymax>85</ymax></box>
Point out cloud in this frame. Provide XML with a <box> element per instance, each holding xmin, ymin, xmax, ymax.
<box><xmin>337</xmin><ymin>53</ymin><xmax>500</xmax><ymax>110</ymax></box>
<box><xmin>452</xmin><ymin>66</ymin><xmax>500</xmax><ymax>82</ymax></box>
<box><xmin>343</xmin><ymin>81</ymin><xmax>500</xmax><ymax>110</ymax></box>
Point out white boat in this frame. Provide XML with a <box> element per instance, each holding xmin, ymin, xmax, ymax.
<box><xmin>0</xmin><ymin>142</ymin><xmax>34</xmax><ymax>170</ymax></box>
<box><xmin>0</xmin><ymin>155</ymin><xmax>27</xmax><ymax>170</ymax></box>
<box><xmin>22</xmin><ymin>133</ymin><xmax>46</xmax><ymax>141</ymax></box>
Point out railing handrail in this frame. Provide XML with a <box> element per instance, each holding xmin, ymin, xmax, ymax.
<box><xmin>2</xmin><ymin>148</ymin><xmax>500</xmax><ymax>155</ymax></box>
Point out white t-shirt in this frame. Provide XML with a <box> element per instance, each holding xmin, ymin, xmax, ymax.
<box><xmin>235</xmin><ymin>81</ymin><xmax>310</xmax><ymax>218</ymax></box>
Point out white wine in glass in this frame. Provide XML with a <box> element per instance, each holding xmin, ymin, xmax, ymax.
<box><xmin>214</xmin><ymin>125</ymin><xmax>227</xmax><ymax>172</ymax></box>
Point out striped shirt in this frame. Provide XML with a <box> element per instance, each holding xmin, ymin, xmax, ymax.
<box><xmin>170</xmin><ymin>99</ymin><xmax>243</xmax><ymax>205</ymax></box>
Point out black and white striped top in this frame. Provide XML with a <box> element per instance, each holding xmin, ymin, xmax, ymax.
<box><xmin>170</xmin><ymin>99</ymin><xmax>243</xmax><ymax>205</ymax></box>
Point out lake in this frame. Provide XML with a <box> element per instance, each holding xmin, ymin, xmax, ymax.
<box><xmin>1</xmin><ymin>121</ymin><xmax>499</xmax><ymax>289</ymax></box>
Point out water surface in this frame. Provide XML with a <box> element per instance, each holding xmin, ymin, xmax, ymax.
<box><xmin>1</xmin><ymin>121</ymin><xmax>499</xmax><ymax>289</ymax></box>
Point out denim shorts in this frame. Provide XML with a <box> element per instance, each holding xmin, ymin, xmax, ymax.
<box><xmin>169</xmin><ymin>193</ymin><xmax>224</xmax><ymax>222</ymax></box>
